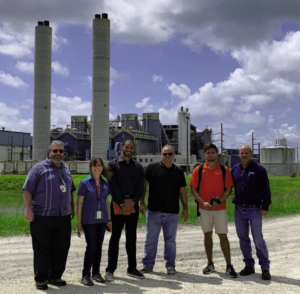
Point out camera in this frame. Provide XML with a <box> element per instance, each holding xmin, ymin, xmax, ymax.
<box><xmin>209</xmin><ymin>197</ymin><xmax>222</xmax><ymax>206</ymax></box>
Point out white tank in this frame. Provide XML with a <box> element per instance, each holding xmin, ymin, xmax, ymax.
<box><xmin>32</xmin><ymin>21</ymin><xmax>52</xmax><ymax>160</ymax></box>
<box><xmin>91</xmin><ymin>14</ymin><xmax>110</xmax><ymax>159</ymax></box>
<box><xmin>178</xmin><ymin>107</ymin><xmax>190</xmax><ymax>156</ymax></box>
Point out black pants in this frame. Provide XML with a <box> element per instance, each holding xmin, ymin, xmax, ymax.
<box><xmin>30</xmin><ymin>215</ymin><xmax>71</xmax><ymax>282</ymax></box>
<box><xmin>82</xmin><ymin>223</ymin><xmax>106</xmax><ymax>277</ymax></box>
<box><xmin>106</xmin><ymin>204</ymin><xmax>139</xmax><ymax>273</ymax></box>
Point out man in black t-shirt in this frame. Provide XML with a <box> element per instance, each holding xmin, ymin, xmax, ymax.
<box><xmin>139</xmin><ymin>145</ymin><xmax>188</xmax><ymax>275</ymax></box>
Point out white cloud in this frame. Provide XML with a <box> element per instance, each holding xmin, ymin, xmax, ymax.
<box><xmin>0</xmin><ymin>102</ymin><xmax>20</xmax><ymax>116</ymax></box>
<box><xmin>0</xmin><ymin>71</ymin><xmax>28</xmax><ymax>89</ymax></box>
<box><xmin>135</xmin><ymin>97</ymin><xmax>154</xmax><ymax>112</ymax></box>
<box><xmin>152</xmin><ymin>75</ymin><xmax>163</xmax><ymax>83</ymax></box>
<box><xmin>15</xmin><ymin>61</ymin><xmax>34</xmax><ymax>74</ymax></box>
<box><xmin>167</xmin><ymin>83</ymin><xmax>191</xmax><ymax>100</ymax></box>
<box><xmin>51</xmin><ymin>61</ymin><xmax>69</xmax><ymax>77</ymax></box>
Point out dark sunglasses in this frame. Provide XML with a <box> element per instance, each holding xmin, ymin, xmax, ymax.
<box><xmin>163</xmin><ymin>153</ymin><xmax>174</xmax><ymax>156</ymax></box>
<box><xmin>52</xmin><ymin>149</ymin><xmax>64</xmax><ymax>154</ymax></box>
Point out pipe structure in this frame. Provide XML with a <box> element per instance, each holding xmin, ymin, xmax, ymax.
<box><xmin>91</xmin><ymin>13</ymin><xmax>110</xmax><ymax>159</ymax></box>
<box><xmin>32</xmin><ymin>20</ymin><xmax>52</xmax><ymax>160</ymax></box>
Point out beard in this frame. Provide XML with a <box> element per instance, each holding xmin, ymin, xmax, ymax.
<box><xmin>207</xmin><ymin>158</ymin><xmax>216</xmax><ymax>162</ymax></box>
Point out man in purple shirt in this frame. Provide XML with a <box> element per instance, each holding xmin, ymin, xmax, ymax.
<box><xmin>23</xmin><ymin>140</ymin><xmax>76</xmax><ymax>290</ymax></box>
<box><xmin>231</xmin><ymin>144</ymin><xmax>271</xmax><ymax>281</ymax></box>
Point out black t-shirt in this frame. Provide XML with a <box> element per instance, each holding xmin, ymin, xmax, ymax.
<box><xmin>145</xmin><ymin>162</ymin><xmax>186</xmax><ymax>213</ymax></box>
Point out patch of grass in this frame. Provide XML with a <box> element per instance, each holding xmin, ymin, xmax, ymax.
<box><xmin>0</xmin><ymin>175</ymin><xmax>300</xmax><ymax>236</ymax></box>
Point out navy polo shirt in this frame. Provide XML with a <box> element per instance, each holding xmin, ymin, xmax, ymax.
<box><xmin>23</xmin><ymin>159</ymin><xmax>76</xmax><ymax>216</ymax></box>
<box><xmin>77</xmin><ymin>174</ymin><xmax>111</xmax><ymax>224</ymax></box>
<box><xmin>231</xmin><ymin>160</ymin><xmax>272</xmax><ymax>211</ymax></box>
<box><xmin>145</xmin><ymin>162</ymin><xmax>186</xmax><ymax>214</ymax></box>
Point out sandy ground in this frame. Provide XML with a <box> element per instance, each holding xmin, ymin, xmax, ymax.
<box><xmin>1</xmin><ymin>215</ymin><xmax>300</xmax><ymax>294</ymax></box>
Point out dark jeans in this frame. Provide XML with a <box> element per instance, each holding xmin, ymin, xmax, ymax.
<box><xmin>235</xmin><ymin>205</ymin><xmax>270</xmax><ymax>270</ymax></box>
<box><xmin>82</xmin><ymin>223</ymin><xmax>106</xmax><ymax>277</ymax></box>
<box><xmin>106</xmin><ymin>205</ymin><xmax>139</xmax><ymax>273</ymax></box>
<box><xmin>30</xmin><ymin>215</ymin><xmax>71</xmax><ymax>282</ymax></box>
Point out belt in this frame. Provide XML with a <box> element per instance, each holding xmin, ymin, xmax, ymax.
<box><xmin>124</xmin><ymin>195</ymin><xmax>134</xmax><ymax>199</ymax></box>
<box><xmin>240</xmin><ymin>204</ymin><xmax>258</xmax><ymax>208</ymax></box>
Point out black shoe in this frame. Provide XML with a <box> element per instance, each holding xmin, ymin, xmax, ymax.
<box><xmin>140</xmin><ymin>267</ymin><xmax>153</xmax><ymax>274</ymax></box>
<box><xmin>240</xmin><ymin>266</ymin><xmax>255</xmax><ymax>276</ymax></box>
<box><xmin>47</xmin><ymin>278</ymin><xmax>67</xmax><ymax>286</ymax></box>
<box><xmin>81</xmin><ymin>276</ymin><xmax>94</xmax><ymax>286</ymax></box>
<box><xmin>127</xmin><ymin>268</ymin><xmax>145</xmax><ymax>279</ymax></box>
<box><xmin>262</xmin><ymin>270</ymin><xmax>271</xmax><ymax>280</ymax></box>
<box><xmin>203</xmin><ymin>263</ymin><xmax>215</xmax><ymax>274</ymax></box>
<box><xmin>92</xmin><ymin>273</ymin><xmax>105</xmax><ymax>283</ymax></box>
<box><xmin>225</xmin><ymin>264</ymin><xmax>238</xmax><ymax>278</ymax></box>
<box><xmin>36</xmin><ymin>282</ymin><xmax>48</xmax><ymax>290</ymax></box>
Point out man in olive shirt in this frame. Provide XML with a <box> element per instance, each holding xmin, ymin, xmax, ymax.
<box><xmin>140</xmin><ymin>145</ymin><xmax>188</xmax><ymax>275</ymax></box>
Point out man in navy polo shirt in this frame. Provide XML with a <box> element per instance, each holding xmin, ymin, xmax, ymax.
<box><xmin>23</xmin><ymin>140</ymin><xmax>76</xmax><ymax>290</ymax></box>
<box><xmin>139</xmin><ymin>145</ymin><xmax>188</xmax><ymax>275</ymax></box>
<box><xmin>231</xmin><ymin>144</ymin><xmax>271</xmax><ymax>281</ymax></box>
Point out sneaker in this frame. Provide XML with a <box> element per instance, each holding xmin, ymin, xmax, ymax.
<box><xmin>262</xmin><ymin>270</ymin><xmax>271</xmax><ymax>280</ymax></box>
<box><xmin>140</xmin><ymin>267</ymin><xmax>153</xmax><ymax>274</ymax></box>
<box><xmin>92</xmin><ymin>273</ymin><xmax>105</xmax><ymax>283</ymax></box>
<box><xmin>240</xmin><ymin>266</ymin><xmax>255</xmax><ymax>276</ymax></box>
<box><xmin>36</xmin><ymin>282</ymin><xmax>48</xmax><ymax>290</ymax></box>
<box><xmin>127</xmin><ymin>268</ymin><xmax>145</xmax><ymax>279</ymax></box>
<box><xmin>167</xmin><ymin>267</ymin><xmax>176</xmax><ymax>275</ymax></box>
<box><xmin>203</xmin><ymin>263</ymin><xmax>215</xmax><ymax>274</ymax></box>
<box><xmin>225</xmin><ymin>264</ymin><xmax>238</xmax><ymax>278</ymax></box>
<box><xmin>47</xmin><ymin>278</ymin><xmax>67</xmax><ymax>286</ymax></box>
<box><xmin>81</xmin><ymin>276</ymin><xmax>94</xmax><ymax>286</ymax></box>
<box><xmin>105</xmin><ymin>271</ymin><xmax>114</xmax><ymax>282</ymax></box>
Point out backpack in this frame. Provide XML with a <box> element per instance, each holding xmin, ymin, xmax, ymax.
<box><xmin>195</xmin><ymin>164</ymin><xmax>226</xmax><ymax>217</ymax></box>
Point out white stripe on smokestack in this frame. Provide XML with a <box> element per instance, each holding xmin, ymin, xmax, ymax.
<box><xmin>32</xmin><ymin>20</ymin><xmax>52</xmax><ymax>160</ymax></box>
<box><xmin>91</xmin><ymin>13</ymin><xmax>110</xmax><ymax>159</ymax></box>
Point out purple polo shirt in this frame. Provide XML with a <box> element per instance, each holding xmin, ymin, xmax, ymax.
<box><xmin>77</xmin><ymin>174</ymin><xmax>111</xmax><ymax>224</ymax></box>
<box><xmin>23</xmin><ymin>159</ymin><xmax>76</xmax><ymax>216</ymax></box>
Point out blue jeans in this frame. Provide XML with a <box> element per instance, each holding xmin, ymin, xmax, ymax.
<box><xmin>235</xmin><ymin>205</ymin><xmax>270</xmax><ymax>270</ymax></box>
<box><xmin>142</xmin><ymin>211</ymin><xmax>178</xmax><ymax>269</ymax></box>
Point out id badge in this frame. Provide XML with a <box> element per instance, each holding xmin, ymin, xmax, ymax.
<box><xmin>60</xmin><ymin>185</ymin><xmax>66</xmax><ymax>193</ymax></box>
<box><xmin>95</xmin><ymin>211</ymin><xmax>103</xmax><ymax>220</ymax></box>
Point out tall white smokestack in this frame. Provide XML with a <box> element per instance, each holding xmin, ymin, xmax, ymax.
<box><xmin>91</xmin><ymin>13</ymin><xmax>110</xmax><ymax>159</ymax></box>
<box><xmin>32</xmin><ymin>20</ymin><xmax>52</xmax><ymax>160</ymax></box>
<box><xmin>178</xmin><ymin>107</ymin><xmax>190</xmax><ymax>157</ymax></box>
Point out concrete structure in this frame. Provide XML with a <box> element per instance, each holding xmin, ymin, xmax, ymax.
<box><xmin>32</xmin><ymin>20</ymin><xmax>52</xmax><ymax>160</ymax></box>
<box><xmin>261</xmin><ymin>163</ymin><xmax>300</xmax><ymax>176</ymax></box>
<box><xmin>91</xmin><ymin>13</ymin><xmax>110</xmax><ymax>159</ymax></box>
<box><xmin>260</xmin><ymin>138</ymin><xmax>295</xmax><ymax>164</ymax></box>
<box><xmin>0</xmin><ymin>128</ymin><xmax>32</xmax><ymax>161</ymax></box>
<box><xmin>178</xmin><ymin>107</ymin><xmax>190</xmax><ymax>157</ymax></box>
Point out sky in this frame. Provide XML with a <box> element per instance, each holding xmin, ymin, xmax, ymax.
<box><xmin>1</xmin><ymin>0</ymin><xmax>300</xmax><ymax>153</ymax></box>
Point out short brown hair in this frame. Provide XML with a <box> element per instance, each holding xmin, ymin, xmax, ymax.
<box><xmin>204</xmin><ymin>142</ymin><xmax>219</xmax><ymax>153</ymax></box>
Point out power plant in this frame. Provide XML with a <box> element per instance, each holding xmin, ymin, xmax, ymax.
<box><xmin>32</xmin><ymin>20</ymin><xmax>52</xmax><ymax>161</ymax></box>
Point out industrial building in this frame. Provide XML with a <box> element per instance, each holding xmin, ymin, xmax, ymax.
<box><xmin>0</xmin><ymin>128</ymin><xmax>31</xmax><ymax>161</ymax></box>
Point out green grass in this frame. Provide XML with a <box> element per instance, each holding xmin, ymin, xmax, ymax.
<box><xmin>0</xmin><ymin>175</ymin><xmax>300</xmax><ymax>236</ymax></box>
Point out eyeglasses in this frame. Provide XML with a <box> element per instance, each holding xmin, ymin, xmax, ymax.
<box><xmin>52</xmin><ymin>149</ymin><xmax>64</xmax><ymax>154</ymax></box>
<box><xmin>162</xmin><ymin>153</ymin><xmax>174</xmax><ymax>156</ymax></box>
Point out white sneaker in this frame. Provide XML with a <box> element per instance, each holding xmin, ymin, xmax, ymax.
<box><xmin>105</xmin><ymin>272</ymin><xmax>114</xmax><ymax>282</ymax></box>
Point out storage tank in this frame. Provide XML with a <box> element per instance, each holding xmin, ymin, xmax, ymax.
<box><xmin>122</xmin><ymin>114</ymin><xmax>139</xmax><ymax>129</ymax></box>
<box><xmin>260</xmin><ymin>139</ymin><xmax>295</xmax><ymax>163</ymax></box>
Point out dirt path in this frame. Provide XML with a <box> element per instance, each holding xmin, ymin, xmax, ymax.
<box><xmin>1</xmin><ymin>215</ymin><xmax>300</xmax><ymax>294</ymax></box>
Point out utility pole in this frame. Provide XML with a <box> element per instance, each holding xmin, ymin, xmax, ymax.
<box><xmin>186</xmin><ymin>116</ymin><xmax>189</xmax><ymax>175</ymax></box>
<box><xmin>252</xmin><ymin>132</ymin><xmax>259</xmax><ymax>160</ymax></box>
<box><xmin>258</xmin><ymin>143</ymin><xmax>260</xmax><ymax>163</ymax></box>
<box><xmin>297</xmin><ymin>143</ymin><xmax>299</xmax><ymax>175</ymax></box>
<box><xmin>220</xmin><ymin>123</ymin><xmax>224</xmax><ymax>165</ymax></box>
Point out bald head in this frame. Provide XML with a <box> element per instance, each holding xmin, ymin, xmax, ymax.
<box><xmin>239</xmin><ymin>145</ymin><xmax>252</xmax><ymax>153</ymax></box>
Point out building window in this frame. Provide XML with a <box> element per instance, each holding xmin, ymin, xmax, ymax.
<box><xmin>174</xmin><ymin>159</ymin><xmax>176</xmax><ymax>162</ymax></box>
<box><xmin>150</xmin><ymin>159</ymin><xmax>153</xmax><ymax>162</ymax></box>
<box><xmin>145</xmin><ymin>159</ymin><xmax>148</xmax><ymax>162</ymax></box>
<box><xmin>140</xmin><ymin>159</ymin><xmax>142</xmax><ymax>162</ymax></box>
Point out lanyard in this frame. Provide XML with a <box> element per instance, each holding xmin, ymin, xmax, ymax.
<box><xmin>55</xmin><ymin>165</ymin><xmax>66</xmax><ymax>186</ymax></box>
<box><xmin>96</xmin><ymin>184</ymin><xmax>101</xmax><ymax>210</ymax></box>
